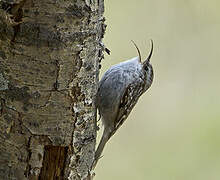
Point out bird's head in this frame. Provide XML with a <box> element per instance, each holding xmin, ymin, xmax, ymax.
<box><xmin>132</xmin><ymin>40</ymin><xmax>154</xmax><ymax>91</ymax></box>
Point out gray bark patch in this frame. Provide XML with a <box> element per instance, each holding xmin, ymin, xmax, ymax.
<box><xmin>0</xmin><ymin>73</ymin><xmax>9</xmax><ymax>90</ymax></box>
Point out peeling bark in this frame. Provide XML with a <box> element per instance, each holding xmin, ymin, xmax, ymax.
<box><xmin>39</xmin><ymin>146</ymin><xmax>68</xmax><ymax>179</ymax></box>
<box><xmin>0</xmin><ymin>0</ymin><xmax>105</xmax><ymax>179</ymax></box>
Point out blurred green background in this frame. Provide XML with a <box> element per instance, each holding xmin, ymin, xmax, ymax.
<box><xmin>95</xmin><ymin>0</ymin><xmax>220</xmax><ymax>179</ymax></box>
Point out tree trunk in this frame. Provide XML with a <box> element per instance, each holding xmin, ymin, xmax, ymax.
<box><xmin>0</xmin><ymin>0</ymin><xmax>105</xmax><ymax>179</ymax></box>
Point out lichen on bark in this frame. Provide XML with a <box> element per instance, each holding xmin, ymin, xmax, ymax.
<box><xmin>0</xmin><ymin>73</ymin><xmax>9</xmax><ymax>90</ymax></box>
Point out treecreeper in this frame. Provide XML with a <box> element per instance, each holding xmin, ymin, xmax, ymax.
<box><xmin>93</xmin><ymin>40</ymin><xmax>154</xmax><ymax>169</ymax></box>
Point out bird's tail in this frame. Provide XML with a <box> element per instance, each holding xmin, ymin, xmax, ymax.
<box><xmin>92</xmin><ymin>129</ymin><xmax>110</xmax><ymax>169</ymax></box>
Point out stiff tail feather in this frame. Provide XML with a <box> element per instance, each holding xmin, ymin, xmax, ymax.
<box><xmin>92</xmin><ymin>128</ymin><xmax>110</xmax><ymax>169</ymax></box>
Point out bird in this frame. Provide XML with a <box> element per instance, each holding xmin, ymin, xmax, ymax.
<box><xmin>93</xmin><ymin>40</ymin><xmax>154</xmax><ymax>169</ymax></box>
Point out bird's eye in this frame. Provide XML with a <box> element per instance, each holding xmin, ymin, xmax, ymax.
<box><xmin>144</xmin><ymin>66</ymin><xmax>148</xmax><ymax>71</ymax></box>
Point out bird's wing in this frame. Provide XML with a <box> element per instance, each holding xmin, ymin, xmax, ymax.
<box><xmin>110</xmin><ymin>80</ymin><xmax>145</xmax><ymax>137</ymax></box>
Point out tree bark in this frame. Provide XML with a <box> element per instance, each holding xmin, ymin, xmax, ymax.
<box><xmin>0</xmin><ymin>0</ymin><xmax>105</xmax><ymax>179</ymax></box>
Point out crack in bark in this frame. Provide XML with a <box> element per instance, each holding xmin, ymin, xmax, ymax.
<box><xmin>0</xmin><ymin>98</ymin><xmax>5</xmax><ymax>116</ymax></box>
<box><xmin>53</xmin><ymin>59</ymin><xmax>60</xmax><ymax>91</ymax></box>
<box><xmin>0</xmin><ymin>102</ymin><xmax>33</xmax><ymax>135</ymax></box>
<box><xmin>17</xmin><ymin>111</ymin><xmax>34</xmax><ymax>135</ymax></box>
<box><xmin>24</xmin><ymin>135</ymin><xmax>32</xmax><ymax>178</ymax></box>
<box><xmin>38</xmin><ymin>92</ymin><xmax>52</xmax><ymax>108</ymax></box>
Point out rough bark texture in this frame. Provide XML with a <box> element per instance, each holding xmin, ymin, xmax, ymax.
<box><xmin>0</xmin><ymin>0</ymin><xmax>105</xmax><ymax>179</ymax></box>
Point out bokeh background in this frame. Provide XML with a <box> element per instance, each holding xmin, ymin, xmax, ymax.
<box><xmin>95</xmin><ymin>0</ymin><xmax>220</xmax><ymax>179</ymax></box>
